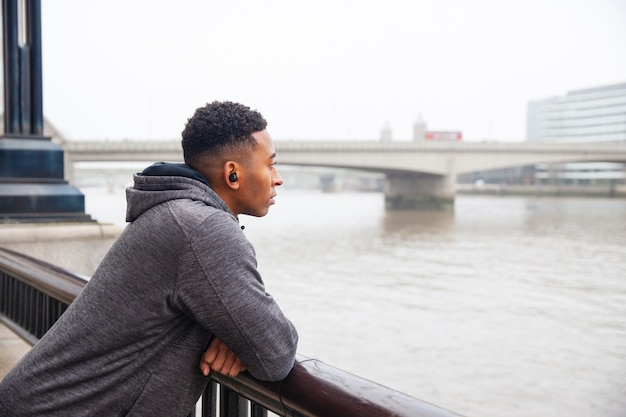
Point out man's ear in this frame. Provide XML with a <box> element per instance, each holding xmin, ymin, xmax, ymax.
<box><xmin>223</xmin><ymin>161</ymin><xmax>240</xmax><ymax>190</ymax></box>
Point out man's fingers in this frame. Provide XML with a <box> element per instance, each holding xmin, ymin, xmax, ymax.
<box><xmin>199</xmin><ymin>337</ymin><xmax>247</xmax><ymax>377</ymax></box>
<box><xmin>216</xmin><ymin>348</ymin><xmax>241</xmax><ymax>374</ymax></box>
<box><xmin>199</xmin><ymin>338</ymin><xmax>222</xmax><ymax>376</ymax></box>
<box><xmin>228</xmin><ymin>360</ymin><xmax>246</xmax><ymax>377</ymax></box>
<box><xmin>201</xmin><ymin>362</ymin><xmax>210</xmax><ymax>377</ymax></box>
<box><xmin>205</xmin><ymin>338</ymin><xmax>223</xmax><ymax>363</ymax></box>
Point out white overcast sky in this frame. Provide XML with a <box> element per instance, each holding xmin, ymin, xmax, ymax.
<box><xmin>38</xmin><ymin>0</ymin><xmax>626</xmax><ymax>142</ymax></box>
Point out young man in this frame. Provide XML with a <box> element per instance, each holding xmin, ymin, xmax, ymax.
<box><xmin>0</xmin><ymin>101</ymin><xmax>298</xmax><ymax>416</ymax></box>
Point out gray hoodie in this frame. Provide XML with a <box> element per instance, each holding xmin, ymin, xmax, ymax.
<box><xmin>0</xmin><ymin>163</ymin><xmax>298</xmax><ymax>417</ymax></box>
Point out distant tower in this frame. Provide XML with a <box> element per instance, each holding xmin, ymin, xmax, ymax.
<box><xmin>380</xmin><ymin>120</ymin><xmax>392</xmax><ymax>142</ymax></box>
<box><xmin>413</xmin><ymin>113</ymin><xmax>427</xmax><ymax>141</ymax></box>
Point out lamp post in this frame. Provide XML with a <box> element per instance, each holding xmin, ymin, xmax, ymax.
<box><xmin>0</xmin><ymin>0</ymin><xmax>91</xmax><ymax>223</ymax></box>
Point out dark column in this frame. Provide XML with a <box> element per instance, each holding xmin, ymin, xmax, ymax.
<box><xmin>1</xmin><ymin>0</ymin><xmax>91</xmax><ymax>223</ymax></box>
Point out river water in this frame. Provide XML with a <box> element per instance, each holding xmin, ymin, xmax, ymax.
<box><xmin>83</xmin><ymin>185</ymin><xmax>626</xmax><ymax>417</ymax></box>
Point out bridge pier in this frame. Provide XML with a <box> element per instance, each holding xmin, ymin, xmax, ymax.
<box><xmin>384</xmin><ymin>172</ymin><xmax>456</xmax><ymax>210</ymax></box>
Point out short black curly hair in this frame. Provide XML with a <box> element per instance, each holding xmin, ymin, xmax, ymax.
<box><xmin>181</xmin><ymin>101</ymin><xmax>267</xmax><ymax>166</ymax></box>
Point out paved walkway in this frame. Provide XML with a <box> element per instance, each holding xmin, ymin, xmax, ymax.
<box><xmin>0</xmin><ymin>323</ymin><xmax>30</xmax><ymax>379</ymax></box>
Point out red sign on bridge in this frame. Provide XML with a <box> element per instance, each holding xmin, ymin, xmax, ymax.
<box><xmin>425</xmin><ymin>131</ymin><xmax>463</xmax><ymax>141</ymax></box>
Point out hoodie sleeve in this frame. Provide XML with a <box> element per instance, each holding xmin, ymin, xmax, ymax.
<box><xmin>173</xmin><ymin>211</ymin><xmax>298</xmax><ymax>381</ymax></box>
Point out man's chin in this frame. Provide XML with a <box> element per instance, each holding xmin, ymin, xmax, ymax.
<box><xmin>245</xmin><ymin>207</ymin><xmax>270</xmax><ymax>218</ymax></box>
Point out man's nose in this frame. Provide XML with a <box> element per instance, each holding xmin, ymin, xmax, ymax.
<box><xmin>274</xmin><ymin>170</ymin><xmax>284</xmax><ymax>186</ymax></box>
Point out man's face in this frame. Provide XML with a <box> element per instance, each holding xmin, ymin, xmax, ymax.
<box><xmin>236</xmin><ymin>130</ymin><xmax>283</xmax><ymax>217</ymax></box>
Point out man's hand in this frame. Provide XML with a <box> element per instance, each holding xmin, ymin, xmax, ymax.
<box><xmin>200</xmin><ymin>337</ymin><xmax>246</xmax><ymax>377</ymax></box>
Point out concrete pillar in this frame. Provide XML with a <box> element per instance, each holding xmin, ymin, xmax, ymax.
<box><xmin>384</xmin><ymin>172</ymin><xmax>456</xmax><ymax>210</ymax></box>
<box><xmin>320</xmin><ymin>174</ymin><xmax>338</xmax><ymax>192</ymax></box>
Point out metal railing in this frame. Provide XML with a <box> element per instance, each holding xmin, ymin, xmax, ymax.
<box><xmin>0</xmin><ymin>246</ymin><xmax>463</xmax><ymax>417</ymax></box>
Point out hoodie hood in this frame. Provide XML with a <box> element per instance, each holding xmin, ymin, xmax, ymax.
<box><xmin>125</xmin><ymin>162</ymin><xmax>232</xmax><ymax>222</ymax></box>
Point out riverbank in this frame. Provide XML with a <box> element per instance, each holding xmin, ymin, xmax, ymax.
<box><xmin>457</xmin><ymin>183</ymin><xmax>626</xmax><ymax>198</ymax></box>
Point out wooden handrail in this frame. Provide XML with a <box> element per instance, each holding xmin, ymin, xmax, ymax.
<box><xmin>0</xmin><ymin>247</ymin><xmax>87</xmax><ymax>304</ymax></box>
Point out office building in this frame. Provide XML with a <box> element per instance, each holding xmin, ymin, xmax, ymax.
<box><xmin>527</xmin><ymin>82</ymin><xmax>626</xmax><ymax>185</ymax></box>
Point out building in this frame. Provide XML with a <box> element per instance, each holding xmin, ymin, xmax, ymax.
<box><xmin>526</xmin><ymin>82</ymin><xmax>626</xmax><ymax>185</ymax></box>
<box><xmin>413</xmin><ymin>114</ymin><xmax>426</xmax><ymax>141</ymax></box>
<box><xmin>380</xmin><ymin>120</ymin><xmax>392</xmax><ymax>141</ymax></box>
<box><xmin>527</xmin><ymin>82</ymin><xmax>626</xmax><ymax>143</ymax></box>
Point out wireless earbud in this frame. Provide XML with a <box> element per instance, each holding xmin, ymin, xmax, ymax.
<box><xmin>229</xmin><ymin>173</ymin><xmax>238</xmax><ymax>182</ymax></box>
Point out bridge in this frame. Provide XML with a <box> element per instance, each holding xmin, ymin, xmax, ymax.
<box><xmin>62</xmin><ymin>139</ymin><xmax>626</xmax><ymax>210</ymax></box>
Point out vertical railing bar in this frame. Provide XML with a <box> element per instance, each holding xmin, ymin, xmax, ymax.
<box><xmin>1</xmin><ymin>274</ymin><xmax>5</xmax><ymax>316</ymax></box>
<box><xmin>12</xmin><ymin>279</ymin><xmax>18</xmax><ymax>324</ymax></box>
<box><xmin>0</xmin><ymin>273</ymin><xmax>5</xmax><ymax>315</ymax></box>
<box><xmin>11</xmin><ymin>278</ymin><xmax>18</xmax><ymax>321</ymax></box>
<box><xmin>49</xmin><ymin>297</ymin><xmax>59</xmax><ymax>335</ymax></box>
<box><xmin>0</xmin><ymin>273</ymin><xmax>4</xmax><ymax>314</ymax></box>
<box><xmin>0</xmin><ymin>273</ymin><xmax>7</xmax><ymax>316</ymax></box>
<box><xmin>220</xmin><ymin>386</ymin><xmax>242</xmax><ymax>417</ymax></box>
<box><xmin>33</xmin><ymin>287</ymin><xmax>39</xmax><ymax>334</ymax></box>
<box><xmin>34</xmin><ymin>290</ymin><xmax>42</xmax><ymax>337</ymax></box>
<box><xmin>17</xmin><ymin>280</ymin><xmax>24</xmax><ymax>327</ymax></box>
<box><xmin>211</xmin><ymin>380</ymin><xmax>219</xmax><ymax>417</ymax></box>
<box><xmin>251</xmin><ymin>403</ymin><xmax>268</xmax><ymax>417</ymax></box>
<box><xmin>47</xmin><ymin>297</ymin><xmax>55</xmax><ymax>337</ymax></box>
<box><xmin>9</xmin><ymin>276</ymin><xmax>15</xmax><ymax>319</ymax></box>
<box><xmin>24</xmin><ymin>285</ymin><xmax>32</xmax><ymax>334</ymax></box>
<box><xmin>10</xmin><ymin>278</ymin><xmax>17</xmax><ymax>323</ymax></box>
<box><xmin>53</xmin><ymin>299</ymin><xmax>59</xmax><ymax>326</ymax></box>
<box><xmin>11</xmin><ymin>278</ymin><xmax>17</xmax><ymax>321</ymax></box>
<box><xmin>51</xmin><ymin>297</ymin><xmax>59</xmax><ymax>332</ymax></box>
<box><xmin>29</xmin><ymin>286</ymin><xmax>36</xmax><ymax>335</ymax></box>
<box><xmin>6</xmin><ymin>276</ymin><xmax>11</xmax><ymax>317</ymax></box>
<box><xmin>200</xmin><ymin>380</ymin><xmax>217</xmax><ymax>417</ymax></box>
<box><xmin>46</xmin><ymin>295</ymin><xmax>52</xmax><ymax>331</ymax></box>
<box><xmin>5</xmin><ymin>276</ymin><xmax>11</xmax><ymax>319</ymax></box>
<box><xmin>237</xmin><ymin>396</ymin><xmax>249</xmax><ymax>417</ymax></box>
<box><xmin>217</xmin><ymin>385</ymin><xmax>230</xmax><ymax>417</ymax></box>
<box><xmin>43</xmin><ymin>292</ymin><xmax>50</xmax><ymax>339</ymax></box>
